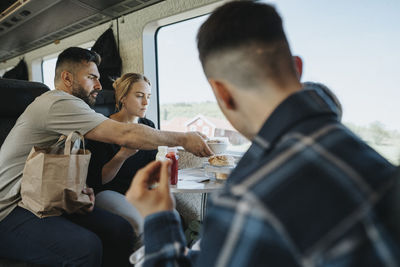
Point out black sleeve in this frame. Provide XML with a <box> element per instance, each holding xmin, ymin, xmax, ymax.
<box><xmin>86</xmin><ymin>139</ymin><xmax>115</xmax><ymax>194</ymax></box>
<box><xmin>140</xmin><ymin>117</ymin><xmax>156</xmax><ymax>129</ymax></box>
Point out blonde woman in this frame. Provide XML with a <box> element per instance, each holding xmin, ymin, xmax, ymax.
<box><xmin>87</xmin><ymin>73</ymin><xmax>156</xmax><ymax>239</ymax></box>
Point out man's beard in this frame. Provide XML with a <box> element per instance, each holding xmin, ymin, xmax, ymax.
<box><xmin>71</xmin><ymin>82</ymin><xmax>99</xmax><ymax>107</ymax></box>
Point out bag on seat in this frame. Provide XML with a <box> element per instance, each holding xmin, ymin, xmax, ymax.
<box><xmin>19</xmin><ymin>132</ymin><xmax>92</xmax><ymax>218</ymax></box>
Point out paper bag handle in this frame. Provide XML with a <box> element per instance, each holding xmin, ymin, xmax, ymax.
<box><xmin>64</xmin><ymin>131</ymin><xmax>86</xmax><ymax>155</ymax></box>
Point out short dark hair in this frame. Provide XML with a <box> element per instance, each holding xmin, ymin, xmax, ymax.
<box><xmin>54</xmin><ymin>47</ymin><xmax>101</xmax><ymax>84</ymax></box>
<box><xmin>56</xmin><ymin>47</ymin><xmax>100</xmax><ymax>68</ymax></box>
<box><xmin>197</xmin><ymin>1</ymin><xmax>296</xmax><ymax>88</ymax></box>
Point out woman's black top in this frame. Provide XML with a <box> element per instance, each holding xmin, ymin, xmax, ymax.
<box><xmin>86</xmin><ymin>118</ymin><xmax>157</xmax><ymax>194</ymax></box>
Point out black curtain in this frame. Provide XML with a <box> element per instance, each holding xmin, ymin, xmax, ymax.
<box><xmin>3</xmin><ymin>59</ymin><xmax>29</xmax><ymax>80</ymax></box>
<box><xmin>91</xmin><ymin>28</ymin><xmax>122</xmax><ymax>91</ymax></box>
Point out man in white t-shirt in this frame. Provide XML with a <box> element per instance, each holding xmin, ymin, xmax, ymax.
<box><xmin>0</xmin><ymin>47</ymin><xmax>212</xmax><ymax>267</ymax></box>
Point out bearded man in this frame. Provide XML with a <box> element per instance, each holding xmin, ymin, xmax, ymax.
<box><xmin>0</xmin><ymin>47</ymin><xmax>211</xmax><ymax>266</ymax></box>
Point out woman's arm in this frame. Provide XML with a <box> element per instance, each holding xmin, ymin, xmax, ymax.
<box><xmin>101</xmin><ymin>147</ymin><xmax>138</xmax><ymax>184</ymax></box>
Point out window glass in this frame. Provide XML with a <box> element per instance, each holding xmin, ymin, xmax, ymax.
<box><xmin>262</xmin><ymin>0</ymin><xmax>400</xmax><ymax>164</ymax></box>
<box><xmin>157</xmin><ymin>16</ymin><xmax>250</xmax><ymax>153</ymax></box>
<box><xmin>42</xmin><ymin>56</ymin><xmax>57</xmax><ymax>90</ymax></box>
<box><xmin>156</xmin><ymin>1</ymin><xmax>400</xmax><ymax>163</ymax></box>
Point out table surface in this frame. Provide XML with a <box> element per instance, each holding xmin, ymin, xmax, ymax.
<box><xmin>170</xmin><ymin>167</ymin><xmax>225</xmax><ymax>193</ymax></box>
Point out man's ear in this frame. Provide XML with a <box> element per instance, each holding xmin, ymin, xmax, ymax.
<box><xmin>60</xmin><ymin>70</ymin><xmax>74</xmax><ymax>88</ymax></box>
<box><xmin>208</xmin><ymin>79</ymin><xmax>236</xmax><ymax>110</ymax></box>
<box><xmin>293</xmin><ymin>55</ymin><xmax>303</xmax><ymax>79</ymax></box>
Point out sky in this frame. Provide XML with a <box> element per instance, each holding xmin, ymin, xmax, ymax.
<box><xmin>157</xmin><ymin>0</ymin><xmax>400</xmax><ymax>131</ymax></box>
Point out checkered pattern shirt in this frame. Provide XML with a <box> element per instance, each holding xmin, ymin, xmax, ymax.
<box><xmin>142</xmin><ymin>83</ymin><xmax>399</xmax><ymax>267</ymax></box>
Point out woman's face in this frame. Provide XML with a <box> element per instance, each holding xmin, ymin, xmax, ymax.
<box><xmin>122</xmin><ymin>80</ymin><xmax>151</xmax><ymax>118</ymax></box>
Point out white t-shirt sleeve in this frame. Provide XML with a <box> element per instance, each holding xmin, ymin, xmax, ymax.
<box><xmin>45</xmin><ymin>94</ymin><xmax>108</xmax><ymax>136</ymax></box>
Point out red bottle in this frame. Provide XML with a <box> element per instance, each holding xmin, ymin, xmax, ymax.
<box><xmin>166</xmin><ymin>147</ymin><xmax>179</xmax><ymax>185</ymax></box>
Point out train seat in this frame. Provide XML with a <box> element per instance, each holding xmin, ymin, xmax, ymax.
<box><xmin>0</xmin><ymin>78</ymin><xmax>50</xmax><ymax>266</ymax></box>
<box><xmin>92</xmin><ymin>89</ymin><xmax>116</xmax><ymax>117</ymax></box>
<box><xmin>0</xmin><ymin>78</ymin><xmax>50</xmax><ymax>147</ymax></box>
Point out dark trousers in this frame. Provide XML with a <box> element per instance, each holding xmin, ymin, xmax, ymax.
<box><xmin>0</xmin><ymin>206</ymin><xmax>135</xmax><ymax>267</ymax></box>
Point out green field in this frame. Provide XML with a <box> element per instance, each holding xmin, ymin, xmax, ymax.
<box><xmin>160</xmin><ymin>102</ymin><xmax>224</xmax><ymax>121</ymax></box>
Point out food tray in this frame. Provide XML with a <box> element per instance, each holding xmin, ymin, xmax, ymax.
<box><xmin>203</xmin><ymin>162</ymin><xmax>235</xmax><ymax>181</ymax></box>
<box><xmin>203</xmin><ymin>163</ymin><xmax>235</xmax><ymax>174</ymax></box>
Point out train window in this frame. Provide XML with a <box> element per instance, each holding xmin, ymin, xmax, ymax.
<box><xmin>156</xmin><ymin>15</ymin><xmax>250</xmax><ymax>153</ymax></box>
<box><xmin>262</xmin><ymin>0</ymin><xmax>400</xmax><ymax>164</ymax></box>
<box><xmin>42</xmin><ymin>54</ymin><xmax>58</xmax><ymax>90</ymax></box>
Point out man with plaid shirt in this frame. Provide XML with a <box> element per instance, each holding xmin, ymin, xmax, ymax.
<box><xmin>126</xmin><ymin>1</ymin><xmax>400</xmax><ymax>266</ymax></box>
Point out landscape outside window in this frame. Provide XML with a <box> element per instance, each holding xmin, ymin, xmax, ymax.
<box><xmin>42</xmin><ymin>56</ymin><xmax>57</xmax><ymax>90</ymax></box>
<box><xmin>157</xmin><ymin>15</ymin><xmax>250</xmax><ymax>153</ymax></box>
<box><xmin>157</xmin><ymin>0</ymin><xmax>400</xmax><ymax>163</ymax></box>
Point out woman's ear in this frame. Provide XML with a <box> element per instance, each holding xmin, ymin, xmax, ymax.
<box><xmin>208</xmin><ymin>79</ymin><xmax>236</xmax><ymax>110</ymax></box>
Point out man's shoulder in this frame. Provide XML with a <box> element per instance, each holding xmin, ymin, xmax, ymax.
<box><xmin>232</xmin><ymin>120</ymin><xmax>393</xmax><ymax>197</ymax></box>
<box><xmin>42</xmin><ymin>90</ymin><xmax>95</xmax><ymax>114</ymax></box>
<box><xmin>45</xmin><ymin>90</ymin><xmax>83</xmax><ymax>103</ymax></box>
<box><xmin>32</xmin><ymin>90</ymin><xmax>107</xmax><ymax>134</ymax></box>
<box><xmin>31</xmin><ymin>90</ymin><xmax>82</xmax><ymax>109</ymax></box>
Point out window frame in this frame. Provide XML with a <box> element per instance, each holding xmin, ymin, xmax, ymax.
<box><xmin>142</xmin><ymin>1</ymin><xmax>227</xmax><ymax>129</ymax></box>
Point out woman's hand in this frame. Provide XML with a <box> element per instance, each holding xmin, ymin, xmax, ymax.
<box><xmin>101</xmin><ymin>147</ymin><xmax>138</xmax><ymax>184</ymax></box>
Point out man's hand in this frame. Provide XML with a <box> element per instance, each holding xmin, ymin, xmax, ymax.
<box><xmin>82</xmin><ymin>187</ymin><xmax>95</xmax><ymax>212</ymax></box>
<box><xmin>182</xmin><ymin>132</ymin><xmax>213</xmax><ymax>157</ymax></box>
<box><xmin>125</xmin><ymin>160</ymin><xmax>174</xmax><ymax>218</ymax></box>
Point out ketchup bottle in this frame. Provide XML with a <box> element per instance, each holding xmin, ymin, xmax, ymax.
<box><xmin>166</xmin><ymin>147</ymin><xmax>179</xmax><ymax>185</ymax></box>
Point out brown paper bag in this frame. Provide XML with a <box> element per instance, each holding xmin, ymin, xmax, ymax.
<box><xmin>19</xmin><ymin>132</ymin><xmax>92</xmax><ymax>218</ymax></box>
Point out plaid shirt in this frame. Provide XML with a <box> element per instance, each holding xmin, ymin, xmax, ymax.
<box><xmin>142</xmin><ymin>83</ymin><xmax>399</xmax><ymax>267</ymax></box>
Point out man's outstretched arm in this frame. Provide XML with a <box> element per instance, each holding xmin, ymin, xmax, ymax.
<box><xmin>85</xmin><ymin>119</ymin><xmax>212</xmax><ymax>157</ymax></box>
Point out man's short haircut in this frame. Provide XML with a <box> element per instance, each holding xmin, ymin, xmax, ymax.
<box><xmin>54</xmin><ymin>47</ymin><xmax>101</xmax><ymax>84</ymax></box>
<box><xmin>197</xmin><ymin>1</ymin><xmax>297</xmax><ymax>89</ymax></box>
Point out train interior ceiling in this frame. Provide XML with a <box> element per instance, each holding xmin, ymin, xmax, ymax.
<box><xmin>0</xmin><ymin>0</ymin><xmax>224</xmax><ymax>127</ymax></box>
<box><xmin>0</xmin><ymin>0</ymin><xmax>165</xmax><ymax>63</ymax></box>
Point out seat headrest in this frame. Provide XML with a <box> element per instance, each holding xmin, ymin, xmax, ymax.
<box><xmin>93</xmin><ymin>89</ymin><xmax>116</xmax><ymax>117</ymax></box>
<box><xmin>0</xmin><ymin>78</ymin><xmax>50</xmax><ymax>117</ymax></box>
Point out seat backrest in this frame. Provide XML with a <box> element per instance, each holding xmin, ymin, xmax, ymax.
<box><xmin>0</xmin><ymin>78</ymin><xmax>50</xmax><ymax>147</ymax></box>
<box><xmin>92</xmin><ymin>89</ymin><xmax>116</xmax><ymax>117</ymax></box>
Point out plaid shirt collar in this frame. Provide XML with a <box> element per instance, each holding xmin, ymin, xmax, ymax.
<box><xmin>256</xmin><ymin>83</ymin><xmax>340</xmax><ymax>150</ymax></box>
<box><xmin>229</xmin><ymin>83</ymin><xmax>341</xmax><ymax>184</ymax></box>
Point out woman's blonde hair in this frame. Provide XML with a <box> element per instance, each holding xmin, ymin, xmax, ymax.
<box><xmin>113</xmin><ymin>73</ymin><xmax>151</xmax><ymax>111</ymax></box>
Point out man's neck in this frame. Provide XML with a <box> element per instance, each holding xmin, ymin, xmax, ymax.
<box><xmin>55</xmin><ymin>86</ymin><xmax>71</xmax><ymax>95</ymax></box>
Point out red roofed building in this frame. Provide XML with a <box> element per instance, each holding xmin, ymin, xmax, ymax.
<box><xmin>161</xmin><ymin>114</ymin><xmax>247</xmax><ymax>145</ymax></box>
<box><xmin>160</xmin><ymin>117</ymin><xmax>190</xmax><ymax>132</ymax></box>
